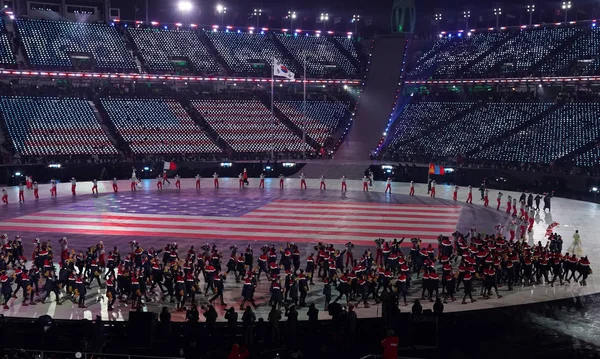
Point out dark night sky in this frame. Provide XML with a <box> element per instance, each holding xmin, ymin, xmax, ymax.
<box><xmin>110</xmin><ymin>0</ymin><xmax>600</xmax><ymax>33</ymax></box>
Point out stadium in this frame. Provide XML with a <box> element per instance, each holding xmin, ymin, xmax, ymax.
<box><xmin>0</xmin><ymin>0</ymin><xmax>599</xmax><ymax>358</ymax></box>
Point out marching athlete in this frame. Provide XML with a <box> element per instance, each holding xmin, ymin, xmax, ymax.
<box><xmin>430</xmin><ymin>180</ymin><xmax>436</xmax><ymax>198</ymax></box>
<box><xmin>409</xmin><ymin>181</ymin><xmax>414</xmax><ymax>196</ymax></box>
<box><xmin>70</xmin><ymin>177</ymin><xmax>77</xmax><ymax>196</ymax></box>
<box><xmin>213</xmin><ymin>172</ymin><xmax>219</xmax><ymax>188</ymax></box>
<box><xmin>320</xmin><ymin>176</ymin><xmax>326</xmax><ymax>190</ymax></box>
<box><xmin>112</xmin><ymin>178</ymin><xmax>118</xmax><ymax>193</ymax></box>
<box><xmin>496</xmin><ymin>191</ymin><xmax>503</xmax><ymax>210</ymax></box>
<box><xmin>259</xmin><ymin>173</ymin><xmax>265</xmax><ymax>189</ymax></box>
<box><xmin>91</xmin><ymin>179</ymin><xmax>98</xmax><ymax>195</ymax></box>
<box><xmin>33</xmin><ymin>182</ymin><xmax>39</xmax><ymax>199</ymax></box>
<box><xmin>157</xmin><ymin>176</ymin><xmax>163</xmax><ymax>190</ymax></box>
<box><xmin>300</xmin><ymin>173</ymin><xmax>307</xmax><ymax>189</ymax></box>
<box><xmin>362</xmin><ymin>176</ymin><xmax>369</xmax><ymax>192</ymax></box>
<box><xmin>18</xmin><ymin>183</ymin><xmax>24</xmax><ymax>202</ymax></box>
<box><xmin>175</xmin><ymin>175</ymin><xmax>181</xmax><ymax>190</ymax></box>
<box><xmin>50</xmin><ymin>179</ymin><xmax>57</xmax><ymax>197</ymax></box>
<box><xmin>453</xmin><ymin>185</ymin><xmax>459</xmax><ymax>201</ymax></box>
<box><xmin>385</xmin><ymin>178</ymin><xmax>392</xmax><ymax>193</ymax></box>
<box><xmin>279</xmin><ymin>174</ymin><xmax>284</xmax><ymax>189</ymax></box>
<box><xmin>195</xmin><ymin>174</ymin><xmax>201</xmax><ymax>189</ymax></box>
<box><xmin>341</xmin><ymin>175</ymin><xmax>347</xmax><ymax>192</ymax></box>
<box><xmin>2</xmin><ymin>188</ymin><xmax>7</xmax><ymax>204</ymax></box>
<box><xmin>466</xmin><ymin>185</ymin><xmax>473</xmax><ymax>204</ymax></box>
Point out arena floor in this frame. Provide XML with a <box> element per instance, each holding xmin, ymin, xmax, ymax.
<box><xmin>0</xmin><ymin>177</ymin><xmax>597</xmax><ymax>322</ymax></box>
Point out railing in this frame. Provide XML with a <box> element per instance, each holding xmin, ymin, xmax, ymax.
<box><xmin>2</xmin><ymin>349</ymin><xmax>180</xmax><ymax>359</ymax></box>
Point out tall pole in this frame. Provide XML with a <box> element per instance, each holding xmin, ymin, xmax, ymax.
<box><xmin>145</xmin><ymin>0</ymin><xmax>149</xmax><ymax>24</ymax></box>
<box><xmin>303</xmin><ymin>55</ymin><xmax>307</xmax><ymax>159</ymax></box>
<box><xmin>271</xmin><ymin>58</ymin><xmax>275</xmax><ymax>160</ymax></box>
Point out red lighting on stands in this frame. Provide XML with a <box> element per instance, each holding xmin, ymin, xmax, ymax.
<box><xmin>151</xmin><ymin>21</ymin><xmax>159</xmax><ymax>25</ymax></box>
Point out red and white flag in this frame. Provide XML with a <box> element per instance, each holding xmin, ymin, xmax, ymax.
<box><xmin>163</xmin><ymin>161</ymin><xmax>177</xmax><ymax>171</ymax></box>
<box><xmin>545</xmin><ymin>221</ymin><xmax>560</xmax><ymax>237</ymax></box>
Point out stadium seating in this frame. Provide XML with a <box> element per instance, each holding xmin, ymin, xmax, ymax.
<box><xmin>387</xmin><ymin>102</ymin><xmax>474</xmax><ymax>145</ymax></box>
<box><xmin>275</xmin><ymin>34</ymin><xmax>357</xmax><ymax>76</ymax></box>
<box><xmin>100</xmin><ymin>99</ymin><xmax>220</xmax><ymax>154</ymax></box>
<box><xmin>392</xmin><ymin>102</ymin><xmax>552</xmax><ymax>156</ymax></box>
<box><xmin>0</xmin><ymin>97</ymin><xmax>117</xmax><ymax>155</ymax></box>
<box><xmin>192</xmin><ymin>99</ymin><xmax>311</xmax><ymax>153</ymax></box>
<box><xmin>15</xmin><ymin>18</ymin><xmax>136</xmax><ymax>70</ymax></box>
<box><xmin>407</xmin><ymin>33</ymin><xmax>510</xmax><ymax>78</ymax></box>
<box><xmin>206</xmin><ymin>31</ymin><xmax>293</xmax><ymax>75</ymax></box>
<box><xmin>467</xmin><ymin>27</ymin><xmax>582</xmax><ymax>78</ymax></box>
<box><xmin>538</xmin><ymin>28</ymin><xmax>600</xmax><ymax>76</ymax></box>
<box><xmin>333</xmin><ymin>36</ymin><xmax>361</xmax><ymax>62</ymax></box>
<box><xmin>0</xmin><ymin>19</ymin><xmax>16</xmax><ymax>66</ymax></box>
<box><xmin>473</xmin><ymin>103</ymin><xmax>600</xmax><ymax>163</ymax></box>
<box><xmin>274</xmin><ymin>101</ymin><xmax>350</xmax><ymax>146</ymax></box>
<box><xmin>575</xmin><ymin>146</ymin><xmax>600</xmax><ymax>167</ymax></box>
<box><xmin>128</xmin><ymin>28</ymin><xmax>220</xmax><ymax>74</ymax></box>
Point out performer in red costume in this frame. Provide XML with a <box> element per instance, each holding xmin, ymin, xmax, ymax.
<box><xmin>213</xmin><ymin>172</ymin><xmax>219</xmax><ymax>188</ymax></box>
<box><xmin>195</xmin><ymin>174</ymin><xmax>201</xmax><ymax>189</ymax></box>
<box><xmin>300</xmin><ymin>173</ymin><xmax>307</xmax><ymax>189</ymax></box>
<box><xmin>385</xmin><ymin>178</ymin><xmax>392</xmax><ymax>193</ymax></box>
<box><xmin>70</xmin><ymin>177</ymin><xmax>77</xmax><ymax>196</ymax></box>
<box><xmin>341</xmin><ymin>176</ymin><xmax>347</xmax><ymax>192</ymax></box>
<box><xmin>466</xmin><ymin>185</ymin><xmax>473</xmax><ymax>204</ymax></box>
<box><xmin>2</xmin><ymin>188</ymin><xmax>8</xmax><ymax>204</ymax></box>
<box><xmin>409</xmin><ymin>181</ymin><xmax>414</xmax><ymax>196</ymax></box>
<box><xmin>362</xmin><ymin>176</ymin><xmax>369</xmax><ymax>191</ymax></box>
<box><xmin>112</xmin><ymin>178</ymin><xmax>118</xmax><ymax>193</ymax></box>
<box><xmin>91</xmin><ymin>179</ymin><xmax>98</xmax><ymax>194</ymax></box>
<box><xmin>156</xmin><ymin>176</ymin><xmax>163</xmax><ymax>190</ymax></box>
<box><xmin>259</xmin><ymin>173</ymin><xmax>265</xmax><ymax>188</ymax></box>
<box><xmin>18</xmin><ymin>183</ymin><xmax>24</xmax><ymax>202</ymax></box>
<box><xmin>33</xmin><ymin>182</ymin><xmax>39</xmax><ymax>199</ymax></box>
<box><xmin>279</xmin><ymin>174</ymin><xmax>284</xmax><ymax>189</ymax></box>
<box><xmin>453</xmin><ymin>185</ymin><xmax>458</xmax><ymax>201</ymax></box>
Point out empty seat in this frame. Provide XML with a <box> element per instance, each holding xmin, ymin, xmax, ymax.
<box><xmin>101</xmin><ymin>98</ymin><xmax>220</xmax><ymax>154</ymax></box>
<box><xmin>0</xmin><ymin>97</ymin><xmax>117</xmax><ymax>155</ymax></box>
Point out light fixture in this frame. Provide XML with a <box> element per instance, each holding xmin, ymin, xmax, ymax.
<box><xmin>562</xmin><ymin>1</ymin><xmax>571</xmax><ymax>10</ymax></box>
<box><xmin>320</xmin><ymin>13</ymin><xmax>329</xmax><ymax>21</ymax></box>
<box><xmin>178</xmin><ymin>1</ymin><xmax>193</xmax><ymax>12</ymax></box>
<box><xmin>216</xmin><ymin>4</ymin><xmax>227</xmax><ymax>13</ymax></box>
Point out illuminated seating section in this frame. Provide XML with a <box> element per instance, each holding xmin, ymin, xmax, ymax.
<box><xmin>334</xmin><ymin>36</ymin><xmax>360</xmax><ymax>62</ymax></box>
<box><xmin>16</xmin><ymin>18</ymin><xmax>136</xmax><ymax>70</ymax></box>
<box><xmin>394</xmin><ymin>103</ymin><xmax>551</xmax><ymax>156</ymax></box>
<box><xmin>0</xmin><ymin>97</ymin><xmax>117</xmax><ymax>155</ymax></box>
<box><xmin>206</xmin><ymin>31</ymin><xmax>293</xmax><ymax>75</ymax></box>
<box><xmin>101</xmin><ymin>99</ymin><xmax>220</xmax><ymax>154</ymax></box>
<box><xmin>387</xmin><ymin>102</ymin><xmax>474</xmax><ymax>145</ymax></box>
<box><xmin>0</xmin><ymin>19</ymin><xmax>15</xmax><ymax>65</ymax></box>
<box><xmin>274</xmin><ymin>101</ymin><xmax>350</xmax><ymax>145</ymax></box>
<box><xmin>128</xmin><ymin>28</ymin><xmax>220</xmax><ymax>73</ymax></box>
<box><xmin>540</xmin><ymin>27</ymin><xmax>600</xmax><ymax>76</ymax></box>
<box><xmin>406</xmin><ymin>38</ymin><xmax>449</xmax><ymax>77</ymax></box>
<box><xmin>192</xmin><ymin>99</ymin><xmax>312</xmax><ymax>153</ymax></box>
<box><xmin>408</xmin><ymin>33</ymin><xmax>510</xmax><ymax>78</ymax></box>
<box><xmin>473</xmin><ymin>104</ymin><xmax>600</xmax><ymax>163</ymax></box>
<box><xmin>275</xmin><ymin>34</ymin><xmax>357</xmax><ymax>76</ymax></box>
<box><xmin>466</xmin><ymin>27</ymin><xmax>581</xmax><ymax>77</ymax></box>
<box><xmin>575</xmin><ymin>147</ymin><xmax>600</xmax><ymax>167</ymax></box>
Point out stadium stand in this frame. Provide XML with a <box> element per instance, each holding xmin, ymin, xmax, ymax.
<box><xmin>391</xmin><ymin>102</ymin><xmax>552</xmax><ymax>157</ymax></box>
<box><xmin>407</xmin><ymin>32</ymin><xmax>511</xmax><ymax>79</ymax></box>
<box><xmin>0</xmin><ymin>18</ymin><xmax>16</xmax><ymax>66</ymax></box>
<box><xmin>100</xmin><ymin>98</ymin><xmax>221</xmax><ymax>154</ymax></box>
<box><xmin>15</xmin><ymin>18</ymin><xmax>136</xmax><ymax>70</ymax></box>
<box><xmin>0</xmin><ymin>97</ymin><xmax>118</xmax><ymax>156</ymax></box>
<box><xmin>274</xmin><ymin>101</ymin><xmax>350</xmax><ymax>146</ymax></box>
<box><xmin>576</xmin><ymin>146</ymin><xmax>600</xmax><ymax>167</ymax></box>
<box><xmin>192</xmin><ymin>99</ymin><xmax>312</xmax><ymax>153</ymax></box>
<box><xmin>128</xmin><ymin>28</ymin><xmax>221</xmax><ymax>74</ymax></box>
<box><xmin>275</xmin><ymin>34</ymin><xmax>358</xmax><ymax>77</ymax></box>
<box><xmin>386</xmin><ymin>101</ymin><xmax>474</xmax><ymax>146</ymax></box>
<box><xmin>538</xmin><ymin>27</ymin><xmax>600</xmax><ymax>76</ymax></box>
<box><xmin>472</xmin><ymin>103</ymin><xmax>600</xmax><ymax>164</ymax></box>
<box><xmin>206</xmin><ymin>31</ymin><xmax>293</xmax><ymax>75</ymax></box>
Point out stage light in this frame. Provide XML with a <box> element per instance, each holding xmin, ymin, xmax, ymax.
<box><xmin>381</xmin><ymin>165</ymin><xmax>393</xmax><ymax>170</ymax></box>
<box><xmin>178</xmin><ymin>1</ymin><xmax>193</xmax><ymax>12</ymax></box>
<box><xmin>592</xmin><ymin>187</ymin><xmax>598</xmax><ymax>192</ymax></box>
<box><xmin>48</xmin><ymin>164</ymin><xmax>61</xmax><ymax>168</ymax></box>
<box><xmin>282</xmin><ymin>162</ymin><xmax>296</xmax><ymax>167</ymax></box>
<box><xmin>143</xmin><ymin>166</ymin><xmax>150</xmax><ymax>171</ymax></box>
<box><xmin>265</xmin><ymin>166</ymin><xmax>272</xmax><ymax>171</ymax></box>
<box><xmin>220</xmin><ymin>162</ymin><xmax>232</xmax><ymax>167</ymax></box>
<box><xmin>15</xmin><ymin>172</ymin><xmax>21</xmax><ymax>176</ymax></box>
